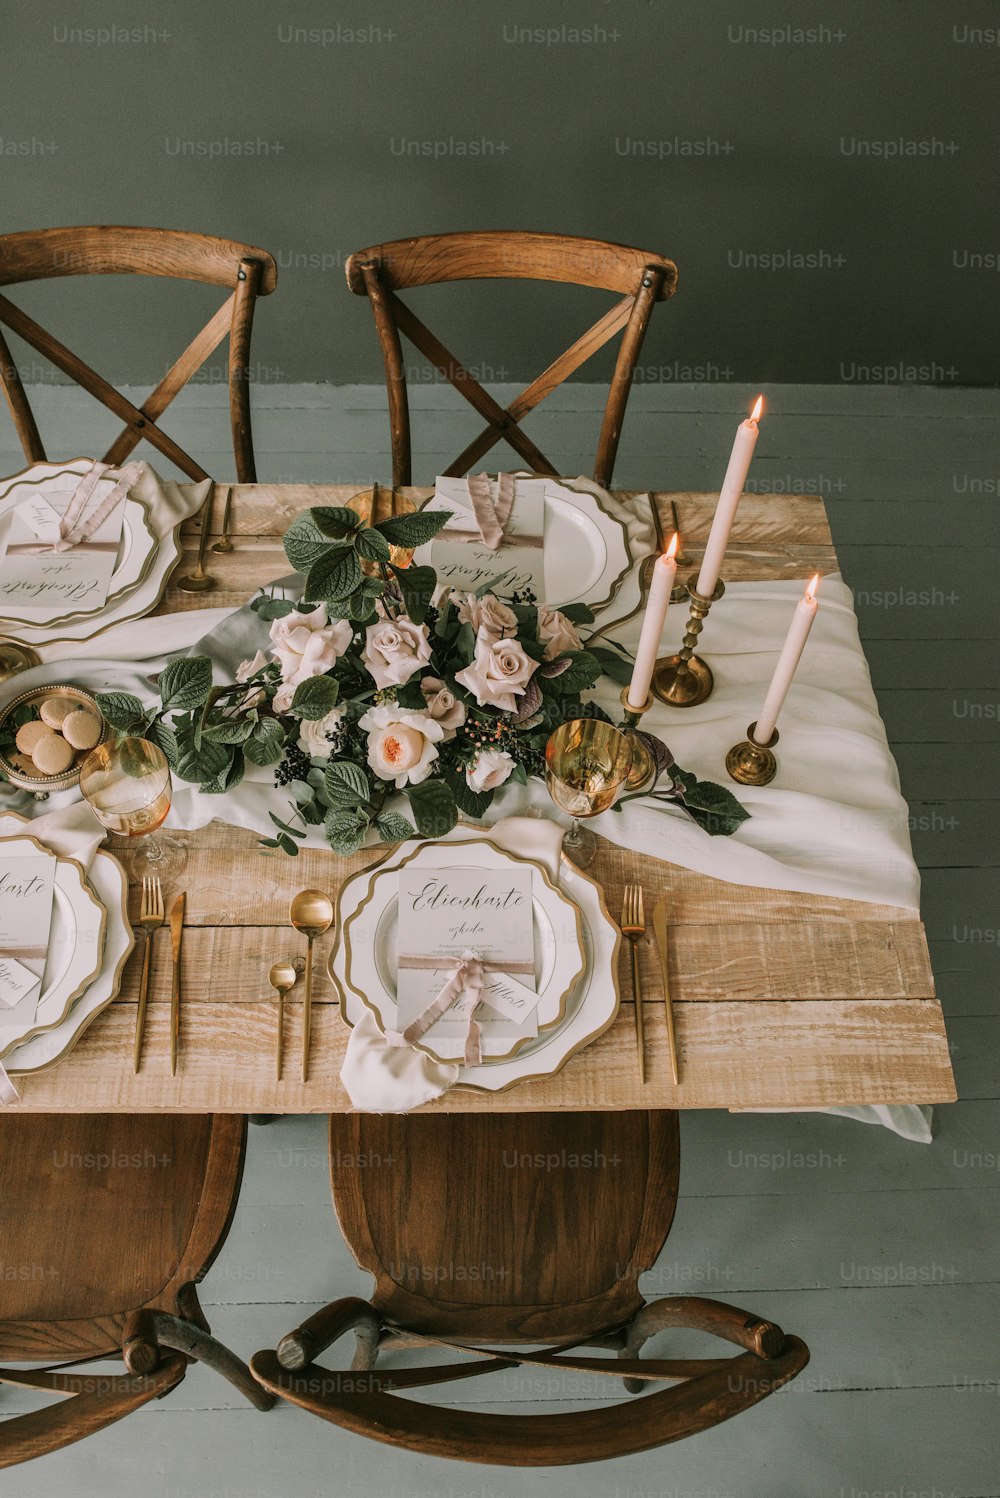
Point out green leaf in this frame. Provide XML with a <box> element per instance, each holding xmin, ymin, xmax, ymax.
<box><xmin>450</xmin><ymin>776</ymin><xmax>493</xmax><ymax>820</ymax></box>
<box><xmin>325</xmin><ymin>807</ymin><xmax>369</xmax><ymax>857</ymax></box>
<box><xmin>145</xmin><ymin>719</ymin><xmax>179</xmax><ymax>767</ymax></box>
<box><xmin>588</xmin><ymin>645</ymin><xmax>635</xmax><ymax>686</ymax></box>
<box><xmin>677</xmin><ymin>776</ymin><xmax>751</xmax><ymax>837</ymax></box>
<box><xmin>158</xmin><ymin>657</ymin><xmax>213</xmax><ymax>713</ymax></box>
<box><xmin>291</xmin><ymin>675</ymin><xmax>340</xmax><ymax>719</ymax></box>
<box><xmin>311</xmin><ymin>505</ymin><xmax>362</xmax><ymax>539</ymax></box>
<box><xmin>305</xmin><ymin>546</ymin><xmax>362</xmax><ymax>605</ymax></box>
<box><xmin>376</xmin><ymin>508</ymin><xmax>453</xmax><ymax>548</ymax></box>
<box><xmin>202</xmin><ymin>717</ymin><xmax>254</xmax><ymax>744</ymax></box>
<box><xmin>355</xmin><ymin>527</ymin><xmax>391</xmax><ymax>563</ymax></box>
<box><xmin>176</xmin><ymin>738</ymin><xmax>230</xmax><ymax>785</ymax></box>
<box><xmin>375</xmin><ymin>811</ymin><xmax>416</xmax><ymax>844</ymax></box>
<box><xmin>455</xmin><ymin>621</ymin><xmax>477</xmax><ymax>664</ymax></box>
<box><xmin>95</xmin><ymin>691</ymin><xmax>147</xmax><ymax>732</ymax></box>
<box><xmin>406</xmin><ymin>778</ymin><xmax>457</xmax><ymax>838</ymax></box>
<box><xmin>244</xmin><ymin>717</ymin><xmax>286</xmax><ymax>766</ymax></box>
<box><xmin>559</xmin><ymin>602</ymin><xmax>595</xmax><ymax>625</ymax></box>
<box><xmin>251</xmin><ymin>594</ymin><xmax>295</xmax><ymax>622</ymax></box>
<box><xmin>283</xmin><ymin>512</ymin><xmax>336</xmax><ymax>573</ymax></box>
<box><xmin>268</xmin><ymin>811</ymin><xmax>306</xmax><ymax>839</ymax></box>
<box><xmin>541</xmin><ymin>649</ymin><xmax>601</xmax><ymax>696</ymax></box>
<box><xmin>324</xmin><ymin>759</ymin><xmax>370</xmax><ymax>807</ymax></box>
<box><xmin>391</xmin><ymin>564</ymin><xmax>437</xmax><ymax>625</ymax></box>
<box><xmin>278</xmin><ymin>834</ymin><xmax>300</xmax><ymax>857</ymax></box>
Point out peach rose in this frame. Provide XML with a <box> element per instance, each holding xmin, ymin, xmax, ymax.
<box><xmin>537</xmin><ymin>604</ymin><xmax>583</xmax><ymax>661</ymax></box>
<box><xmin>466</xmin><ymin>749</ymin><xmax>515</xmax><ymax>794</ymax></box>
<box><xmin>455</xmin><ymin>592</ymin><xmax>518</xmax><ymax>639</ymax></box>
<box><xmin>362</xmin><ymin>616</ymin><xmax>432</xmax><ymax>690</ymax></box>
<box><xmin>419</xmin><ymin>676</ymin><xmax>466</xmax><ymax>738</ymax></box>
<box><xmin>455</xmin><ymin>627</ymin><xmax>539</xmax><ymax>713</ymax></box>
<box><xmin>358</xmin><ymin>704</ymin><xmax>445</xmax><ymax>789</ymax></box>
<box><xmin>269</xmin><ymin>604</ymin><xmax>352</xmax><ymax>686</ymax></box>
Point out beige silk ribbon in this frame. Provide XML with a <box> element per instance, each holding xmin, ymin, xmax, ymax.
<box><xmin>466</xmin><ymin>471</ymin><xmax>517</xmax><ymax>551</ymax></box>
<box><xmin>49</xmin><ymin>460</ymin><xmax>143</xmax><ymax>553</ymax></box>
<box><xmin>0</xmin><ymin>1062</ymin><xmax>19</xmax><ymax>1105</ymax></box>
<box><xmin>388</xmin><ymin>948</ymin><xmax>535</xmax><ymax>1068</ymax></box>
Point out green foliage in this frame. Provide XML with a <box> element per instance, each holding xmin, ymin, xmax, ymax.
<box><xmin>158</xmin><ymin>657</ymin><xmax>213</xmax><ymax>713</ymax></box>
<box><xmin>406</xmin><ymin>778</ymin><xmax>457</xmax><ymax>838</ymax></box>
<box><xmin>95</xmin><ymin>691</ymin><xmax>148</xmax><ymax>734</ymax></box>
<box><xmin>291</xmin><ymin>675</ymin><xmax>339</xmax><ymax>719</ymax></box>
<box><xmin>375</xmin><ymin>508</ymin><xmax>453</xmax><ymax>548</ymax></box>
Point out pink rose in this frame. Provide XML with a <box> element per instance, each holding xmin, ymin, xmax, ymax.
<box><xmin>466</xmin><ymin>749</ymin><xmax>515</xmax><ymax>794</ymax></box>
<box><xmin>419</xmin><ymin>676</ymin><xmax>466</xmax><ymax>738</ymax></box>
<box><xmin>537</xmin><ymin>604</ymin><xmax>583</xmax><ymax>661</ymax></box>
<box><xmin>269</xmin><ymin>604</ymin><xmax>352</xmax><ymax>686</ymax></box>
<box><xmin>455</xmin><ymin>627</ymin><xmax>539</xmax><ymax>713</ymax></box>
<box><xmin>362</xmin><ymin>615</ymin><xmax>432</xmax><ymax>690</ymax></box>
<box><xmin>455</xmin><ymin>592</ymin><xmax>518</xmax><ymax>639</ymax></box>
<box><xmin>358</xmin><ymin>704</ymin><xmax>445</xmax><ymax>789</ymax></box>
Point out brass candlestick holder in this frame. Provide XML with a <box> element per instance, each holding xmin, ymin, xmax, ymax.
<box><xmin>618</xmin><ymin>687</ymin><xmax>657</xmax><ymax>792</ymax></box>
<box><xmin>726</xmin><ymin>721</ymin><xmax>779</xmax><ymax>786</ymax></box>
<box><xmin>652</xmin><ymin>577</ymin><xmax>725</xmax><ymax>708</ymax></box>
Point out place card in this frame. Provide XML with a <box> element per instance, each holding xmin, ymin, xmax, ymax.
<box><xmin>395</xmin><ymin>864</ymin><xmax>539</xmax><ymax>1043</ymax></box>
<box><xmin>0</xmin><ymin>955</ymin><xmax>40</xmax><ymax>1010</ymax></box>
<box><xmin>428</xmin><ymin>476</ymin><xmax>547</xmax><ymax>601</ymax></box>
<box><xmin>0</xmin><ymin>842</ymin><xmax>56</xmax><ymax>1039</ymax></box>
<box><xmin>0</xmin><ymin>483</ymin><xmax>126</xmax><ymax>616</ymax></box>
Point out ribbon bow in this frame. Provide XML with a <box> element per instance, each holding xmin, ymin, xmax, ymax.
<box><xmin>466</xmin><ymin>472</ymin><xmax>516</xmax><ymax>551</ymax></box>
<box><xmin>47</xmin><ymin>460</ymin><xmax>143</xmax><ymax>553</ymax></box>
<box><xmin>387</xmin><ymin>948</ymin><xmax>490</xmax><ymax>1067</ymax></box>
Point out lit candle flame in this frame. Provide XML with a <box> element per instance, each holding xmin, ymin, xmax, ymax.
<box><xmin>665</xmin><ymin>532</ymin><xmax>679</xmax><ymax>560</ymax></box>
<box><xmin>806</xmin><ymin>573</ymin><xmax>820</xmax><ymax>602</ymax></box>
<box><xmin>750</xmin><ymin>395</ymin><xmax>764</xmax><ymax>423</ymax></box>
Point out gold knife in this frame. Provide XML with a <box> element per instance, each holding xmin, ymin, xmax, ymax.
<box><xmin>652</xmin><ymin>898</ymin><xmax>680</xmax><ymax>1085</ymax></box>
<box><xmin>169</xmin><ymin>893</ymin><xmax>186</xmax><ymax>1076</ymax></box>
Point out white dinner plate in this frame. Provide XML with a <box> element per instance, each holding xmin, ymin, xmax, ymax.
<box><xmin>415</xmin><ymin>477</ymin><xmax>633</xmax><ymax>617</ymax></box>
<box><xmin>330</xmin><ymin>830</ymin><xmax>621</xmax><ymax>1091</ymax></box>
<box><xmin>0</xmin><ymin>460</ymin><xmax>158</xmax><ymax>627</ymax></box>
<box><xmin>4</xmin><ymin>846</ymin><xmax>132</xmax><ymax>1074</ymax></box>
<box><xmin>342</xmin><ymin>838</ymin><xmax>585</xmax><ymax>1064</ymax></box>
<box><xmin>0</xmin><ymin>832</ymin><xmax>107</xmax><ymax>1060</ymax></box>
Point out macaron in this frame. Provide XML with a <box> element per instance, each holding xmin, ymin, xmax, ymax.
<box><xmin>31</xmin><ymin>732</ymin><xmax>75</xmax><ymax>776</ymax></box>
<box><xmin>39</xmin><ymin>695</ymin><xmax>77</xmax><ymax>730</ymax></box>
<box><xmin>62</xmin><ymin>709</ymin><xmax>102</xmax><ymax>751</ymax></box>
<box><xmin>15</xmin><ymin>719</ymin><xmax>52</xmax><ymax>754</ymax></box>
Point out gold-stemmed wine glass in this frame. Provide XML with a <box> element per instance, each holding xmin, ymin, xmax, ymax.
<box><xmin>545</xmin><ymin>719</ymin><xmax>637</xmax><ymax>869</ymax></box>
<box><xmin>79</xmin><ymin>736</ymin><xmax>186</xmax><ymax>880</ymax></box>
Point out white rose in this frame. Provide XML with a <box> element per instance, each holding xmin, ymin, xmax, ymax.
<box><xmin>362</xmin><ymin>615</ymin><xmax>432</xmax><ymax>690</ymax></box>
<box><xmin>455</xmin><ymin>627</ymin><xmax>539</xmax><ymax>713</ymax></box>
<box><xmin>455</xmin><ymin>592</ymin><xmax>518</xmax><ymax>639</ymax></box>
<box><xmin>358</xmin><ymin>704</ymin><xmax>445</xmax><ymax>789</ymax></box>
<box><xmin>537</xmin><ymin>604</ymin><xmax>583</xmax><ymax>662</ymax></box>
<box><xmin>466</xmin><ymin>749</ymin><xmax>515</xmax><ymax>794</ymax></box>
<box><xmin>420</xmin><ymin>676</ymin><xmax>466</xmax><ymax>738</ymax></box>
<box><xmin>269</xmin><ymin>604</ymin><xmax>352</xmax><ymax>686</ymax></box>
<box><xmin>297</xmin><ymin>707</ymin><xmax>346</xmax><ymax>762</ymax></box>
<box><xmin>236</xmin><ymin>649</ymin><xmax>269</xmax><ymax>683</ymax></box>
<box><xmin>272</xmin><ymin>681</ymin><xmax>296</xmax><ymax>714</ymax></box>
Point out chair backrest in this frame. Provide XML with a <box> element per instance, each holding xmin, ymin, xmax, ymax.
<box><xmin>344</xmin><ymin>231</ymin><xmax>678</xmax><ymax>488</ymax></box>
<box><xmin>0</xmin><ymin>226</ymin><xmax>278</xmax><ymax>483</ymax></box>
<box><xmin>328</xmin><ymin>1109</ymin><xmax>679</xmax><ymax>1342</ymax></box>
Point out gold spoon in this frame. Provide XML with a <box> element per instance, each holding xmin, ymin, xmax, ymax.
<box><xmin>269</xmin><ymin>960</ymin><xmax>297</xmax><ymax>1081</ymax></box>
<box><xmin>289</xmin><ymin>890</ymin><xmax>334</xmax><ymax>1083</ymax></box>
<box><xmin>177</xmin><ymin>481</ymin><xmax>217</xmax><ymax>592</ymax></box>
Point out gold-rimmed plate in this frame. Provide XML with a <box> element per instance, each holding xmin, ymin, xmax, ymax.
<box><xmin>340</xmin><ymin>837</ymin><xmax>585</xmax><ymax>1066</ymax></box>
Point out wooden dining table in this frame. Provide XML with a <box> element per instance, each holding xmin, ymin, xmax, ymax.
<box><xmin>7</xmin><ymin>484</ymin><xmax>956</xmax><ymax>1113</ymax></box>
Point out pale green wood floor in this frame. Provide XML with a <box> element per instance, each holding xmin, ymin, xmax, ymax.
<box><xmin>1</xmin><ymin>384</ymin><xmax>997</xmax><ymax>1496</ymax></box>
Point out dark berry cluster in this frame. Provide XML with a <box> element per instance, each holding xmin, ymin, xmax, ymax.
<box><xmin>274</xmin><ymin>744</ymin><xmax>311</xmax><ymax>786</ymax></box>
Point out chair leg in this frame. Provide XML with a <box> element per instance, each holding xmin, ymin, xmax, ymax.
<box><xmin>123</xmin><ymin>1310</ymin><xmax>274</xmax><ymax>1411</ymax></box>
<box><xmin>619</xmin><ymin>1303</ymin><xmax>661</xmax><ymax>1394</ymax></box>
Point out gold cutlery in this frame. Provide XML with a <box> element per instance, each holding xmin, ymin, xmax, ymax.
<box><xmin>169</xmin><ymin>892</ymin><xmax>186</xmax><ymax>1075</ymax></box>
<box><xmin>134</xmin><ymin>875</ymin><xmax>165</xmax><ymax>1073</ymax></box>
<box><xmin>290</xmin><ymin>890</ymin><xmax>334</xmax><ymax>1082</ymax></box>
<box><xmin>652</xmin><ymin>897</ymin><xmax>680</xmax><ymax>1084</ymax></box>
<box><xmin>210</xmin><ymin>485</ymin><xmax>234</xmax><ymax>554</ymax></box>
<box><xmin>177</xmin><ymin>481</ymin><xmax>217</xmax><ymax>592</ymax></box>
<box><xmin>619</xmin><ymin>884</ymin><xmax>647</xmax><ymax>1084</ymax></box>
<box><xmin>269</xmin><ymin>960</ymin><xmax>297</xmax><ymax>1081</ymax></box>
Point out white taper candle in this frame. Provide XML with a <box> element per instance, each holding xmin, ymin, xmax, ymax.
<box><xmin>696</xmin><ymin>395</ymin><xmax>764</xmax><ymax>597</ymax></box>
<box><xmin>627</xmin><ymin>534</ymin><xmax>678</xmax><ymax>709</ymax></box>
<box><xmin>754</xmin><ymin>575</ymin><xmax>820</xmax><ymax>744</ymax></box>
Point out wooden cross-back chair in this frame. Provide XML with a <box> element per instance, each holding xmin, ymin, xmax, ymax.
<box><xmin>0</xmin><ymin>1113</ymin><xmax>271</xmax><ymax>1468</ymax></box>
<box><xmin>345</xmin><ymin>231</ymin><xmax>678</xmax><ymax>487</ymax></box>
<box><xmin>252</xmin><ymin>1112</ymin><xmax>808</xmax><ymax>1467</ymax></box>
<box><xmin>0</xmin><ymin>226</ymin><xmax>278</xmax><ymax>483</ymax></box>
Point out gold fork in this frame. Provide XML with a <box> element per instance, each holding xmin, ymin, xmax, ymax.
<box><xmin>134</xmin><ymin>875</ymin><xmax>165</xmax><ymax>1072</ymax></box>
<box><xmin>620</xmin><ymin>884</ymin><xmax>647</xmax><ymax>1084</ymax></box>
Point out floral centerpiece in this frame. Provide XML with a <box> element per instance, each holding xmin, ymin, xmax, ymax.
<box><xmin>96</xmin><ymin>503</ymin><xmax>748</xmax><ymax>856</ymax></box>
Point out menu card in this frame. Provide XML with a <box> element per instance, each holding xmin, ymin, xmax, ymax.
<box><xmin>395</xmin><ymin>864</ymin><xmax>540</xmax><ymax>1047</ymax></box>
<box><xmin>0</xmin><ymin>481</ymin><xmax>126</xmax><ymax>616</ymax></box>
<box><xmin>428</xmin><ymin>476</ymin><xmax>547</xmax><ymax>601</ymax></box>
<box><xmin>0</xmin><ymin>841</ymin><xmax>56</xmax><ymax>1040</ymax></box>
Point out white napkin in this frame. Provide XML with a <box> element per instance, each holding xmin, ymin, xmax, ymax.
<box><xmin>340</xmin><ymin>817</ymin><xmax>563</xmax><ymax>1112</ymax></box>
<box><xmin>0</xmin><ymin>800</ymin><xmax>106</xmax><ymax>1102</ymax></box>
